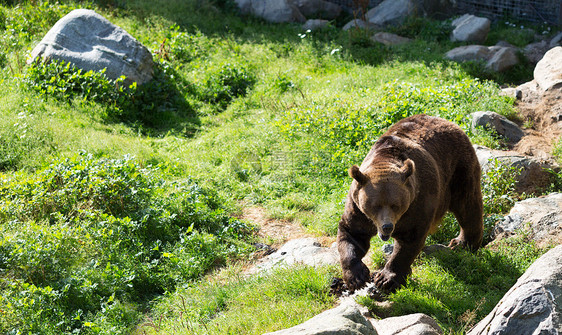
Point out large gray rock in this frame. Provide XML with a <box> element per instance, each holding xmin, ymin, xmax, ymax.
<box><xmin>234</xmin><ymin>0</ymin><xmax>305</xmax><ymax>23</ymax></box>
<box><xmin>450</xmin><ymin>14</ymin><xmax>491</xmax><ymax>44</ymax></box>
<box><xmin>471</xmin><ymin>111</ymin><xmax>524</xmax><ymax>143</ymax></box>
<box><xmin>534</xmin><ymin>46</ymin><xmax>562</xmax><ymax>92</ymax></box>
<box><xmin>495</xmin><ymin>193</ymin><xmax>562</xmax><ymax>242</ymax></box>
<box><xmin>292</xmin><ymin>0</ymin><xmax>341</xmax><ymax>20</ymax></box>
<box><xmin>247</xmin><ymin>238</ymin><xmax>339</xmax><ymax>274</ymax></box>
<box><xmin>445</xmin><ymin>45</ymin><xmax>492</xmax><ymax>62</ymax></box>
<box><xmin>372</xmin><ymin>313</ymin><xmax>443</xmax><ymax>335</ymax></box>
<box><xmin>446</xmin><ymin>44</ymin><xmax>519</xmax><ymax>72</ymax></box>
<box><xmin>467</xmin><ymin>245</ymin><xmax>562</xmax><ymax>335</ymax></box>
<box><xmin>366</xmin><ymin>0</ymin><xmax>417</xmax><ymax>26</ymax></box>
<box><xmin>264</xmin><ymin>301</ymin><xmax>377</xmax><ymax>335</ymax></box>
<box><xmin>485</xmin><ymin>46</ymin><xmax>519</xmax><ymax>72</ymax></box>
<box><xmin>474</xmin><ymin>145</ymin><xmax>557</xmax><ymax>193</ymax></box>
<box><xmin>28</xmin><ymin>9</ymin><xmax>154</xmax><ymax>85</ymax></box>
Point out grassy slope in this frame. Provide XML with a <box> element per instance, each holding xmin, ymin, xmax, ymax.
<box><xmin>0</xmin><ymin>1</ymin><xmax>557</xmax><ymax>334</ymax></box>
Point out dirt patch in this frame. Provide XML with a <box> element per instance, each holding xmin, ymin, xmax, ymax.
<box><xmin>513</xmin><ymin>88</ymin><xmax>562</xmax><ymax>159</ymax></box>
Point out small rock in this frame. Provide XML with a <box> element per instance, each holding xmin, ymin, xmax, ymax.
<box><xmin>471</xmin><ymin>111</ymin><xmax>524</xmax><ymax>143</ymax></box>
<box><xmin>302</xmin><ymin>19</ymin><xmax>329</xmax><ymax>31</ymax></box>
<box><xmin>263</xmin><ymin>300</ymin><xmax>376</xmax><ymax>335</ymax></box>
<box><xmin>499</xmin><ymin>87</ymin><xmax>522</xmax><ymax>100</ymax></box>
<box><xmin>450</xmin><ymin>14</ymin><xmax>490</xmax><ymax>44</ymax></box>
<box><xmin>372</xmin><ymin>313</ymin><xmax>443</xmax><ymax>335</ymax></box>
<box><xmin>371</xmin><ymin>32</ymin><xmax>411</xmax><ymax>46</ymax></box>
<box><xmin>246</xmin><ymin>238</ymin><xmax>339</xmax><ymax>274</ymax></box>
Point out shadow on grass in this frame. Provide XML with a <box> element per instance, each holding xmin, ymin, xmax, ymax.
<box><xmin>367</xmin><ymin>241</ymin><xmax>542</xmax><ymax>331</ymax></box>
<box><xmin>112</xmin><ymin>61</ymin><xmax>201</xmax><ymax>137</ymax></box>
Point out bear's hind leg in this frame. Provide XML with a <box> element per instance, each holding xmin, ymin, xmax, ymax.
<box><xmin>449</xmin><ymin>190</ymin><xmax>483</xmax><ymax>251</ymax></box>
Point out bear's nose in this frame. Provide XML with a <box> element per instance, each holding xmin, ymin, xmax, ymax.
<box><xmin>381</xmin><ymin>223</ymin><xmax>394</xmax><ymax>235</ymax></box>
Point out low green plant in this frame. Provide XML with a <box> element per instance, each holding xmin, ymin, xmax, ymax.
<box><xmin>140</xmin><ymin>265</ymin><xmax>337</xmax><ymax>334</ymax></box>
<box><xmin>198</xmin><ymin>61</ymin><xmax>256</xmax><ymax>110</ymax></box>
<box><xmin>362</xmin><ymin>235</ymin><xmax>546</xmax><ymax>333</ymax></box>
<box><xmin>0</xmin><ymin>153</ymin><xmax>253</xmax><ymax>334</ymax></box>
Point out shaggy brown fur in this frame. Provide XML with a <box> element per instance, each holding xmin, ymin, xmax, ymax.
<box><xmin>337</xmin><ymin>114</ymin><xmax>483</xmax><ymax>292</ymax></box>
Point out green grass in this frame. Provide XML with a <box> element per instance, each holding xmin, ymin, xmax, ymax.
<box><xmin>0</xmin><ymin>1</ymin><xmax>558</xmax><ymax>334</ymax></box>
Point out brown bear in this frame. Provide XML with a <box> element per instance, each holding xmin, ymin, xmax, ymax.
<box><xmin>337</xmin><ymin>114</ymin><xmax>483</xmax><ymax>292</ymax></box>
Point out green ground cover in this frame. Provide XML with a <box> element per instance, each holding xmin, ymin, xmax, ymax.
<box><xmin>0</xmin><ymin>1</ymin><xmax>558</xmax><ymax>334</ymax></box>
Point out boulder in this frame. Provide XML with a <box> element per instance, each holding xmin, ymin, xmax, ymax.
<box><xmin>450</xmin><ymin>14</ymin><xmax>491</xmax><ymax>44</ymax></box>
<box><xmin>467</xmin><ymin>245</ymin><xmax>562</xmax><ymax>335</ymax></box>
<box><xmin>247</xmin><ymin>238</ymin><xmax>339</xmax><ymax>274</ymax></box>
<box><xmin>445</xmin><ymin>45</ymin><xmax>491</xmax><ymax>62</ymax></box>
<box><xmin>471</xmin><ymin>111</ymin><xmax>524</xmax><ymax>143</ymax></box>
<box><xmin>27</xmin><ymin>9</ymin><xmax>153</xmax><ymax>85</ymax></box>
<box><xmin>494</xmin><ymin>193</ymin><xmax>562</xmax><ymax>242</ymax></box>
<box><xmin>523</xmin><ymin>40</ymin><xmax>549</xmax><ymax>64</ymax></box>
<box><xmin>234</xmin><ymin>0</ymin><xmax>305</xmax><ymax>23</ymax></box>
<box><xmin>445</xmin><ymin>45</ymin><xmax>519</xmax><ymax>72</ymax></box>
<box><xmin>292</xmin><ymin>0</ymin><xmax>341</xmax><ymax>20</ymax></box>
<box><xmin>474</xmin><ymin>145</ymin><xmax>557</xmax><ymax>193</ymax></box>
<box><xmin>263</xmin><ymin>301</ymin><xmax>377</xmax><ymax>335</ymax></box>
<box><xmin>372</xmin><ymin>313</ymin><xmax>443</xmax><ymax>335</ymax></box>
<box><xmin>366</xmin><ymin>0</ymin><xmax>417</xmax><ymax>27</ymax></box>
<box><xmin>371</xmin><ymin>32</ymin><xmax>411</xmax><ymax>46</ymax></box>
<box><xmin>485</xmin><ymin>46</ymin><xmax>519</xmax><ymax>72</ymax></box>
<box><xmin>302</xmin><ymin>19</ymin><xmax>330</xmax><ymax>31</ymax></box>
<box><xmin>534</xmin><ymin>46</ymin><xmax>562</xmax><ymax>92</ymax></box>
<box><xmin>343</xmin><ymin>19</ymin><xmax>377</xmax><ymax>31</ymax></box>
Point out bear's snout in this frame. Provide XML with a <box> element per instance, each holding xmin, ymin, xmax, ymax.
<box><xmin>381</xmin><ymin>222</ymin><xmax>394</xmax><ymax>235</ymax></box>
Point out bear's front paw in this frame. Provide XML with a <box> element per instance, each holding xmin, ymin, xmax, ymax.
<box><xmin>343</xmin><ymin>261</ymin><xmax>370</xmax><ymax>291</ymax></box>
<box><xmin>448</xmin><ymin>237</ymin><xmax>467</xmax><ymax>250</ymax></box>
<box><xmin>373</xmin><ymin>269</ymin><xmax>406</xmax><ymax>292</ymax></box>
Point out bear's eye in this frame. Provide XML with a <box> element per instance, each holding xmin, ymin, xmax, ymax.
<box><xmin>391</xmin><ymin>205</ymin><xmax>399</xmax><ymax>212</ymax></box>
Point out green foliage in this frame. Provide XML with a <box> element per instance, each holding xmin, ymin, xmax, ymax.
<box><xmin>198</xmin><ymin>61</ymin><xmax>256</xmax><ymax>110</ymax></box>
<box><xmin>364</xmin><ymin>236</ymin><xmax>546</xmax><ymax>332</ymax></box>
<box><xmin>0</xmin><ymin>153</ymin><xmax>253</xmax><ymax>334</ymax></box>
<box><xmin>481</xmin><ymin>158</ymin><xmax>521</xmax><ymax>215</ymax></box>
<box><xmin>388</xmin><ymin>16</ymin><xmax>453</xmax><ymax>42</ymax></box>
<box><xmin>23</xmin><ymin>59</ymin><xmax>197</xmax><ymax>135</ymax></box>
<box><xmin>0</xmin><ymin>1</ymin><xmax>80</xmax><ymax>53</ymax></box>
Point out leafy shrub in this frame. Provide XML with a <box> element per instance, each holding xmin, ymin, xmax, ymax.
<box><xmin>0</xmin><ymin>1</ymin><xmax>79</xmax><ymax>52</ymax></box>
<box><xmin>24</xmin><ymin>59</ymin><xmax>197</xmax><ymax>134</ymax></box>
<box><xmin>481</xmin><ymin>158</ymin><xmax>521</xmax><ymax>215</ymax></box>
<box><xmin>0</xmin><ymin>153</ymin><xmax>253</xmax><ymax>334</ymax></box>
<box><xmin>388</xmin><ymin>16</ymin><xmax>453</xmax><ymax>42</ymax></box>
<box><xmin>198</xmin><ymin>61</ymin><xmax>256</xmax><ymax>110</ymax></box>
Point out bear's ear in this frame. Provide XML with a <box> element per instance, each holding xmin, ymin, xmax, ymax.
<box><xmin>349</xmin><ymin>165</ymin><xmax>368</xmax><ymax>185</ymax></box>
<box><xmin>401</xmin><ymin>159</ymin><xmax>415</xmax><ymax>181</ymax></box>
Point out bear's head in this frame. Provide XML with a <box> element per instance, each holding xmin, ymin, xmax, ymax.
<box><xmin>349</xmin><ymin>159</ymin><xmax>416</xmax><ymax>241</ymax></box>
